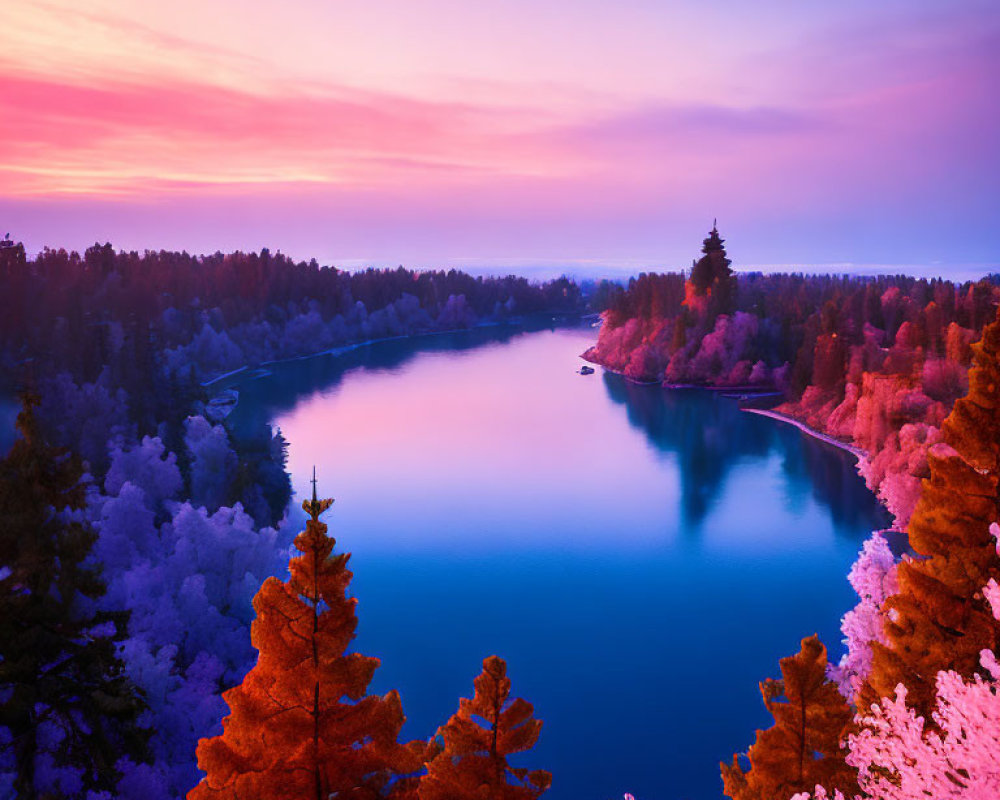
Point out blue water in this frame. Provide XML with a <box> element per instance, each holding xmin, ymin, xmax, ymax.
<box><xmin>230</xmin><ymin>325</ymin><xmax>889</xmax><ymax>800</ymax></box>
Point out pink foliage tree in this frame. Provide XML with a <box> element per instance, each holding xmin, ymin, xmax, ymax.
<box><xmin>795</xmin><ymin>524</ymin><xmax>1000</xmax><ymax>800</ymax></box>
<box><xmin>844</xmin><ymin>645</ymin><xmax>1000</xmax><ymax>800</ymax></box>
<box><xmin>828</xmin><ymin>532</ymin><xmax>899</xmax><ymax>702</ymax></box>
<box><xmin>687</xmin><ymin>312</ymin><xmax>758</xmax><ymax>384</ymax></box>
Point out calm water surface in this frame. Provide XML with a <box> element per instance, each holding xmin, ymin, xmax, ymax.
<box><xmin>231</xmin><ymin>325</ymin><xmax>889</xmax><ymax>800</ymax></box>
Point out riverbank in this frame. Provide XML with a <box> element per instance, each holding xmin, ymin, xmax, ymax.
<box><xmin>202</xmin><ymin>324</ymin><xmax>506</xmax><ymax>389</ymax></box>
<box><xmin>204</xmin><ymin>314</ymin><xmax>590</xmax><ymax>390</ymax></box>
<box><xmin>741</xmin><ymin>407</ymin><xmax>916</xmax><ymax>555</ymax></box>
<box><xmin>743</xmin><ymin>407</ymin><xmax>867</xmax><ymax>461</ymax></box>
<box><xmin>595</xmin><ymin>365</ymin><xmax>869</xmax><ymax>461</ymax></box>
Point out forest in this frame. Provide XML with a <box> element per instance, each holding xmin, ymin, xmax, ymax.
<box><xmin>2</xmin><ymin>232</ymin><xmax>999</xmax><ymax>799</ymax></box>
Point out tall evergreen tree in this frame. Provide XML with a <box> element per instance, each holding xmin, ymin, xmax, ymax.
<box><xmin>418</xmin><ymin>656</ymin><xmax>550</xmax><ymax>800</ymax></box>
<box><xmin>688</xmin><ymin>222</ymin><xmax>736</xmax><ymax>314</ymax></box>
<box><xmin>0</xmin><ymin>396</ymin><xmax>148</xmax><ymax>797</ymax></box>
<box><xmin>862</xmin><ymin>308</ymin><xmax>1000</xmax><ymax>715</ymax></box>
<box><xmin>721</xmin><ymin>635</ymin><xmax>857</xmax><ymax>800</ymax></box>
<box><xmin>189</xmin><ymin>478</ymin><xmax>426</xmax><ymax>800</ymax></box>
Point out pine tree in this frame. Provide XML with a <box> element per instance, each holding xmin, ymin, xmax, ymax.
<box><xmin>189</xmin><ymin>477</ymin><xmax>425</xmax><ymax>800</ymax></box>
<box><xmin>721</xmin><ymin>635</ymin><xmax>857</xmax><ymax>800</ymax></box>
<box><xmin>688</xmin><ymin>222</ymin><xmax>736</xmax><ymax>315</ymax></box>
<box><xmin>0</xmin><ymin>396</ymin><xmax>148</xmax><ymax>797</ymax></box>
<box><xmin>862</xmin><ymin>308</ymin><xmax>1000</xmax><ymax>716</ymax></box>
<box><xmin>418</xmin><ymin>655</ymin><xmax>551</xmax><ymax>800</ymax></box>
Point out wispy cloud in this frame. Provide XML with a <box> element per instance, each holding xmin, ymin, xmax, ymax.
<box><xmin>0</xmin><ymin>0</ymin><xmax>996</xmax><ymax>265</ymax></box>
<box><xmin>0</xmin><ymin>1</ymin><xmax>271</xmax><ymax>93</ymax></box>
<box><xmin>0</xmin><ymin>69</ymin><xmax>570</xmax><ymax>196</ymax></box>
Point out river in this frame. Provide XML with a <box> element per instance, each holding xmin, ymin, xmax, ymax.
<box><xmin>228</xmin><ymin>324</ymin><xmax>889</xmax><ymax>800</ymax></box>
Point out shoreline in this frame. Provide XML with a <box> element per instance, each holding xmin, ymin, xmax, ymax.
<box><xmin>202</xmin><ymin>324</ymin><xmax>505</xmax><ymax>388</ymax></box>
<box><xmin>202</xmin><ymin>315</ymin><xmax>579</xmax><ymax>389</ymax></box>
<box><xmin>743</xmin><ymin>407</ymin><xmax>867</xmax><ymax>461</ymax></box>
<box><xmin>593</xmin><ymin>360</ymin><xmax>903</xmax><ymax>536</ymax></box>
<box><xmin>746</xmin><ymin>407</ymin><xmax>912</xmax><ymax>539</ymax></box>
<box><xmin>592</xmin><ymin>364</ymin><xmax>784</xmax><ymax>394</ymax></box>
<box><xmin>583</xmin><ymin>352</ymin><xmax>783</xmax><ymax>394</ymax></box>
<box><xmin>663</xmin><ymin>383</ymin><xmax>781</xmax><ymax>396</ymax></box>
<box><xmin>585</xmin><ymin>357</ymin><xmax>870</xmax><ymax>461</ymax></box>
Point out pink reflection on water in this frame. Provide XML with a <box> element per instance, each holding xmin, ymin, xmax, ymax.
<box><xmin>276</xmin><ymin>329</ymin><xmax>681</xmax><ymax>552</ymax></box>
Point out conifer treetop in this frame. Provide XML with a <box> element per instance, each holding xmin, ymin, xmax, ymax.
<box><xmin>302</xmin><ymin>464</ymin><xmax>334</xmax><ymax>521</ymax></box>
<box><xmin>419</xmin><ymin>656</ymin><xmax>551</xmax><ymax>800</ymax></box>
<box><xmin>721</xmin><ymin>635</ymin><xmax>857</xmax><ymax>800</ymax></box>
<box><xmin>189</xmin><ymin>473</ymin><xmax>423</xmax><ymax>800</ymax></box>
<box><xmin>702</xmin><ymin>219</ymin><xmax>726</xmax><ymax>254</ymax></box>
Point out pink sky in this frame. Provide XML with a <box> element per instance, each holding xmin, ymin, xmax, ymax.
<box><xmin>1</xmin><ymin>0</ymin><xmax>997</xmax><ymax>273</ymax></box>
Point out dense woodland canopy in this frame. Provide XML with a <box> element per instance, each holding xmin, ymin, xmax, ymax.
<box><xmin>0</xmin><ymin>399</ymin><xmax>149</xmax><ymax>798</ymax></box>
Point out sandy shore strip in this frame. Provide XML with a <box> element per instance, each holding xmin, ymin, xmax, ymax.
<box><xmin>743</xmin><ymin>407</ymin><xmax>867</xmax><ymax>460</ymax></box>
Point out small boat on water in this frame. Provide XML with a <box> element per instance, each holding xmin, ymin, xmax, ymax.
<box><xmin>579</xmin><ymin>365</ymin><xmax>595</xmax><ymax>375</ymax></box>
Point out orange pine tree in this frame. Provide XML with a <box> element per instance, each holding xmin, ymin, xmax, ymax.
<box><xmin>721</xmin><ymin>635</ymin><xmax>857</xmax><ymax>800</ymax></box>
<box><xmin>418</xmin><ymin>656</ymin><xmax>551</xmax><ymax>800</ymax></box>
<box><xmin>188</xmin><ymin>478</ymin><xmax>425</xmax><ymax>800</ymax></box>
<box><xmin>862</xmin><ymin>307</ymin><xmax>1000</xmax><ymax>715</ymax></box>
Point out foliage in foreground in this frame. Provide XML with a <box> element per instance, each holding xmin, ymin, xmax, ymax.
<box><xmin>188</xmin><ymin>490</ymin><xmax>549</xmax><ymax>800</ymax></box>
<box><xmin>793</xmin><ymin>571</ymin><xmax>1000</xmax><ymax>800</ymax></box>
<box><xmin>0</xmin><ymin>400</ymin><xmax>149</xmax><ymax>797</ymax></box>
<box><xmin>860</xmin><ymin>309</ymin><xmax>1000</xmax><ymax>716</ymax></box>
<box><xmin>720</xmin><ymin>636</ymin><xmax>857</xmax><ymax>800</ymax></box>
<box><xmin>420</xmin><ymin>655</ymin><xmax>551</xmax><ymax>800</ymax></box>
<box><xmin>725</xmin><ymin>308</ymin><xmax>1000</xmax><ymax>800</ymax></box>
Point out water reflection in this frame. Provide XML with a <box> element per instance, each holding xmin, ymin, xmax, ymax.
<box><xmin>779</xmin><ymin>428</ymin><xmax>891</xmax><ymax>532</ymax></box>
<box><xmin>601</xmin><ymin>373</ymin><xmax>888</xmax><ymax>536</ymax></box>
<box><xmin>229</xmin><ymin>323</ymin><xmax>548</xmax><ymax>437</ymax></box>
<box><xmin>603</xmin><ymin>377</ymin><xmax>769</xmax><ymax>527</ymax></box>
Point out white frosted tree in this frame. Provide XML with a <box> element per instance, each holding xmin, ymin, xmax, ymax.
<box><xmin>828</xmin><ymin>531</ymin><xmax>899</xmax><ymax>701</ymax></box>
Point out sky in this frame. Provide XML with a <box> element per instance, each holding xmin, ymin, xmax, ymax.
<box><xmin>1</xmin><ymin>0</ymin><xmax>998</xmax><ymax>276</ymax></box>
